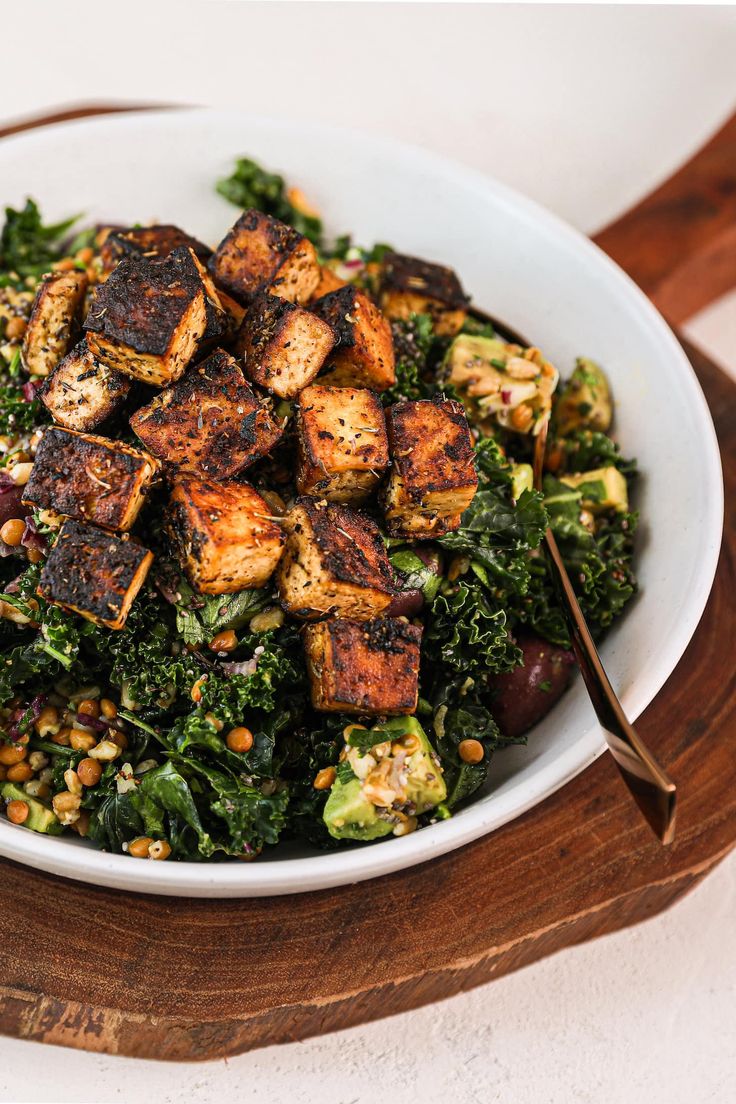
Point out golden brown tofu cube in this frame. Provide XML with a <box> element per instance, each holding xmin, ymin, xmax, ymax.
<box><xmin>303</xmin><ymin>617</ymin><xmax>421</xmax><ymax>715</ymax></box>
<box><xmin>168</xmin><ymin>477</ymin><xmax>284</xmax><ymax>595</ymax></box>
<box><xmin>130</xmin><ymin>348</ymin><xmax>283</xmax><ymax>479</ymax></box>
<box><xmin>37</xmin><ymin>519</ymin><xmax>153</xmax><ymax>630</ymax></box>
<box><xmin>208</xmin><ymin>209</ymin><xmax>320</xmax><ymax>307</ymax></box>
<box><xmin>309</xmin><ymin>265</ymin><xmax>348</xmax><ymax>301</ymax></box>
<box><xmin>99</xmin><ymin>224</ymin><xmax>212</xmax><ymax>275</ymax></box>
<box><xmin>22</xmin><ymin>427</ymin><xmax>159</xmax><ymax>532</ymax></box>
<box><xmin>378</xmin><ymin>252</ymin><xmax>469</xmax><ymax>337</ymax></box>
<box><xmin>234</xmin><ymin>291</ymin><xmax>335</xmax><ymax>400</ymax></box>
<box><xmin>383</xmin><ymin>397</ymin><xmax>478</xmax><ymax>537</ymax></box>
<box><xmin>312</xmin><ymin>286</ymin><xmax>396</xmax><ymax>391</ymax></box>
<box><xmin>276</xmin><ymin>499</ymin><xmax>397</xmax><ymax>620</ymax></box>
<box><xmin>84</xmin><ymin>247</ymin><xmax>208</xmax><ymax>386</ymax></box>
<box><xmin>39</xmin><ymin>338</ymin><xmax>132</xmax><ymax>431</ymax></box>
<box><xmin>21</xmin><ymin>269</ymin><xmax>88</xmax><ymax>378</ymax></box>
<box><xmin>296</xmin><ymin>385</ymin><xmax>388</xmax><ymax>504</ymax></box>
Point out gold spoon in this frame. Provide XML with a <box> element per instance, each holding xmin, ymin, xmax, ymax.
<box><xmin>470</xmin><ymin>308</ymin><xmax>677</xmax><ymax>844</ymax></box>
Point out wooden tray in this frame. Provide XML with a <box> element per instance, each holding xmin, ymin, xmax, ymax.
<box><xmin>0</xmin><ymin>106</ymin><xmax>733</xmax><ymax>1062</ymax></box>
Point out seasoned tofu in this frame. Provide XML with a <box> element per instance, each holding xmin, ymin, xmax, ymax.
<box><xmin>303</xmin><ymin>617</ymin><xmax>421</xmax><ymax>715</ymax></box>
<box><xmin>378</xmin><ymin>252</ymin><xmax>469</xmax><ymax>336</ymax></box>
<box><xmin>310</xmin><ymin>265</ymin><xmax>347</xmax><ymax>300</ymax></box>
<box><xmin>383</xmin><ymin>397</ymin><xmax>478</xmax><ymax>537</ymax></box>
<box><xmin>99</xmin><ymin>224</ymin><xmax>212</xmax><ymax>276</ymax></box>
<box><xmin>296</xmin><ymin>385</ymin><xmax>388</xmax><ymax>503</ymax></box>
<box><xmin>168</xmin><ymin>477</ymin><xmax>284</xmax><ymax>594</ymax></box>
<box><xmin>208</xmin><ymin>209</ymin><xmax>320</xmax><ymax>306</ymax></box>
<box><xmin>39</xmin><ymin>338</ymin><xmax>132</xmax><ymax>431</ymax></box>
<box><xmin>234</xmin><ymin>291</ymin><xmax>335</xmax><ymax>399</ymax></box>
<box><xmin>37</xmin><ymin>519</ymin><xmax>153</xmax><ymax>630</ymax></box>
<box><xmin>22</xmin><ymin>270</ymin><xmax>88</xmax><ymax>378</ymax></box>
<box><xmin>22</xmin><ymin>427</ymin><xmax>159</xmax><ymax>532</ymax></box>
<box><xmin>311</xmin><ymin>286</ymin><xmax>395</xmax><ymax>391</ymax></box>
<box><xmin>130</xmin><ymin>348</ymin><xmax>283</xmax><ymax>479</ymax></box>
<box><xmin>84</xmin><ymin>247</ymin><xmax>208</xmax><ymax>386</ymax></box>
<box><xmin>276</xmin><ymin>499</ymin><xmax>397</xmax><ymax>620</ymax></box>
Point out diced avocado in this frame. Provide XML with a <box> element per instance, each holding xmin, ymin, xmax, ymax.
<box><xmin>323</xmin><ymin>717</ymin><xmax>447</xmax><ymax>841</ymax></box>
<box><xmin>1</xmin><ymin>783</ymin><xmax>63</xmax><ymax>834</ymax></box>
<box><xmin>323</xmin><ymin>777</ymin><xmax>393</xmax><ymax>842</ymax></box>
<box><xmin>511</xmin><ymin>463</ymin><xmax>534</xmax><ymax>500</ymax></box>
<box><xmin>560</xmin><ymin>466</ymin><xmax>628</xmax><ymax>513</ymax></box>
<box><xmin>555</xmin><ymin>357</ymin><xmax>612</xmax><ymax>436</ymax></box>
<box><xmin>443</xmin><ymin>334</ymin><xmax>558</xmax><ymax>435</ymax></box>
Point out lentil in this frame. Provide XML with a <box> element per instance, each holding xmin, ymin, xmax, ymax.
<box><xmin>6</xmin><ymin>799</ymin><xmax>29</xmax><ymax>825</ymax></box>
<box><xmin>226</xmin><ymin>727</ymin><xmax>253</xmax><ymax>754</ymax></box>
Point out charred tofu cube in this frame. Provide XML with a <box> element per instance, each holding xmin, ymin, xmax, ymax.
<box><xmin>312</xmin><ymin>286</ymin><xmax>395</xmax><ymax>391</ymax></box>
<box><xmin>37</xmin><ymin>519</ymin><xmax>153</xmax><ymax>630</ymax></box>
<box><xmin>22</xmin><ymin>270</ymin><xmax>88</xmax><ymax>378</ymax></box>
<box><xmin>39</xmin><ymin>338</ymin><xmax>132</xmax><ymax>431</ymax></box>
<box><xmin>383</xmin><ymin>397</ymin><xmax>478</xmax><ymax>537</ymax></box>
<box><xmin>84</xmin><ymin>247</ymin><xmax>209</xmax><ymax>386</ymax></box>
<box><xmin>378</xmin><ymin>252</ymin><xmax>469</xmax><ymax>337</ymax></box>
<box><xmin>130</xmin><ymin>348</ymin><xmax>283</xmax><ymax>479</ymax></box>
<box><xmin>276</xmin><ymin>499</ymin><xmax>397</xmax><ymax>620</ymax></box>
<box><xmin>303</xmin><ymin>617</ymin><xmax>421</xmax><ymax>715</ymax></box>
<box><xmin>234</xmin><ymin>291</ymin><xmax>335</xmax><ymax>399</ymax></box>
<box><xmin>168</xmin><ymin>477</ymin><xmax>284</xmax><ymax>594</ymax></box>
<box><xmin>296</xmin><ymin>385</ymin><xmax>388</xmax><ymax>503</ymax></box>
<box><xmin>208</xmin><ymin>209</ymin><xmax>320</xmax><ymax>307</ymax></box>
<box><xmin>99</xmin><ymin>224</ymin><xmax>212</xmax><ymax>276</ymax></box>
<box><xmin>23</xmin><ymin>427</ymin><xmax>159</xmax><ymax>532</ymax></box>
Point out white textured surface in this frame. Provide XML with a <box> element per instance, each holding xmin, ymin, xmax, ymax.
<box><xmin>1</xmin><ymin>4</ymin><xmax>735</xmax><ymax>1100</ymax></box>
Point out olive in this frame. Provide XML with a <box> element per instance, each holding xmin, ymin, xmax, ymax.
<box><xmin>385</xmin><ymin>588</ymin><xmax>424</xmax><ymax>618</ymax></box>
<box><xmin>488</xmin><ymin>634</ymin><xmax>576</xmax><ymax>739</ymax></box>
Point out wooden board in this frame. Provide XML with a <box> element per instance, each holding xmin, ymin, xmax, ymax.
<box><xmin>0</xmin><ymin>106</ymin><xmax>734</xmax><ymax>1062</ymax></box>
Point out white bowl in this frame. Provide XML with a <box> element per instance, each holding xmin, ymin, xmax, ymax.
<box><xmin>0</xmin><ymin>109</ymin><xmax>723</xmax><ymax>896</ymax></box>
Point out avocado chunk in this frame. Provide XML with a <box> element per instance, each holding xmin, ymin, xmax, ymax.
<box><xmin>323</xmin><ymin>717</ymin><xmax>447</xmax><ymax>841</ymax></box>
<box><xmin>555</xmin><ymin>357</ymin><xmax>612</xmax><ymax>436</ymax></box>
<box><xmin>560</xmin><ymin>466</ymin><xmax>628</xmax><ymax>513</ymax></box>
<box><xmin>1</xmin><ymin>783</ymin><xmax>63</xmax><ymax>834</ymax></box>
<box><xmin>443</xmin><ymin>334</ymin><xmax>558</xmax><ymax>435</ymax></box>
<box><xmin>510</xmin><ymin>462</ymin><xmax>534</xmax><ymax>500</ymax></box>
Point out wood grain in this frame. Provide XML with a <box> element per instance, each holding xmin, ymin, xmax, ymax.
<box><xmin>595</xmin><ymin>109</ymin><xmax>736</xmax><ymax>325</ymax></box>
<box><xmin>0</xmin><ymin>106</ymin><xmax>733</xmax><ymax>1062</ymax></box>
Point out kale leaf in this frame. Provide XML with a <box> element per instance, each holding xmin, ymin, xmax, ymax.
<box><xmin>217</xmin><ymin>157</ymin><xmax>323</xmax><ymax>247</ymax></box>
<box><xmin>0</xmin><ymin>199</ymin><xmax>78</xmax><ymax>285</ymax></box>
<box><xmin>382</xmin><ymin>313</ymin><xmax>437</xmax><ymax>404</ymax></box>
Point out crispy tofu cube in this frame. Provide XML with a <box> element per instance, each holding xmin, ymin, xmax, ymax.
<box><xmin>208</xmin><ymin>209</ymin><xmax>320</xmax><ymax>306</ymax></box>
<box><xmin>296</xmin><ymin>385</ymin><xmax>388</xmax><ymax>503</ymax></box>
<box><xmin>99</xmin><ymin>224</ymin><xmax>212</xmax><ymax>275</ymax></box>
<box><xmin>130</xmin><ymin>348</ymin><xmax>283</xmax><ymax>479</ymax></box>
<box><xmin>22</xmin><ymin>427</ymin><xmax>159</xmax><ymax>532</ymax></box>
<box><xmin>312</xmin><ymin>286</ymin><xmax>395</xmax><ymax>391</ymax></box>
<box><xmin>303</xmin><ymin>617</ymin><xmax>421</xmax><ymax>715</ymax></box>
<box><xmin>39</xmin><ymin>338</ymin><xmax>132</xmax><ymax>431</ymax></box>
<box><xmin>21</xmin><ymin>270</ymin><xmax>88</xmax><ymax>378</ymax></box>
<box><xmin>309</xmin><ymin>265</ymin><xmax>348</xmax><ymax>301</ymax></box>
<box><xmin>84</xmin><ymin>247</ymin><xmax>208</xmax><ymax>386</ymax></box>
<box><xmin>234</xmin><ymin>291</ymin><xmax>335</xmax><ymax>399</ymax></box>
<box><xmin>37</xmin><ymin>519</ymin><xmax>153</xmax><ymax>630</ymax></box>
<box><xmin>383</xmin><ymin>397</ymin><xmax>478</xmax><ymax>537</ymax></box>
<box><xmin>276</xmin><ymin>499</ymin><xmax>397</xmax><ymax>620</ymax></box>
<box><xmin>378</xmin><ymin>252</ymin><xmax>469</xmax><ymax>337</ymax></box>
<box><xmin>168</xmin><ymin>477</ymin><xmax>284</xmax><ymax>594</ymax></box>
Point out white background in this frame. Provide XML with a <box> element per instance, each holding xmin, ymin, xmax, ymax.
<box><xmin>1</xmin><ymin>4</ymin><xmax>735</xmax><ymax>1102</ymax></box>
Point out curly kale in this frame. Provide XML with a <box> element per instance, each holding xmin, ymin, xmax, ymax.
<box><xmin>216</xmin><ymin>157</ymin><xmax>323</xmax><ymax>247</ymax></box>
<box><xmin>0</xmin><ymin>199</ymin><xmax>79</xmax><ymax>286</ymax></box>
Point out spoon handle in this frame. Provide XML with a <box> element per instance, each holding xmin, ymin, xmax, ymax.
<box><xmin>542</xmin><ymin>522</ymin><xmax>677</xmax><ymax>843</ymax></box>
